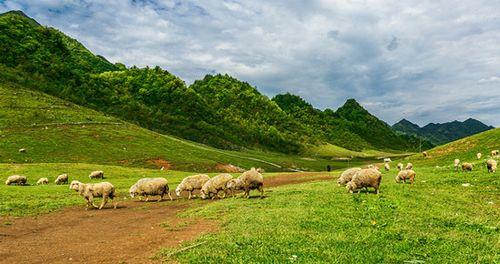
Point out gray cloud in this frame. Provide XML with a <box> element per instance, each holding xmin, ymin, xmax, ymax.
<box><xmin>1</xmin><ymin>0</ymin><xmax>499</xmax><ymax>126</ymax></box>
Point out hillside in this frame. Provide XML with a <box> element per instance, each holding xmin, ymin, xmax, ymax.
<box><xmin>393</xmin><ymin>118</ymin><xmax>493</xmax><ymax>145</ymax></box>
<box><xmin>0</xmin><ymin>80</ymin><xmax>352</xmax><ymax>172</ymax></box>
<box><xmin>0</xmin><ymin>10</ymin><xmax>425</xmax><ymax>155</ymax></box>
<box><xmin>407</xmin><ymin>128</ymin><xmax>500</xmax><ymax>166</ymax></box>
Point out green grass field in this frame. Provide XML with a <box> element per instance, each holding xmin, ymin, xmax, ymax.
<box><xmin>157</xmin><ymin>165</ymin><xmax>499</xmax><ymax>263</ymax></box>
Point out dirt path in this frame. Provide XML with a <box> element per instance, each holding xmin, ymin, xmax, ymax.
<box><xmin>0</xmin><ymin>172</ymin><xmax>332</xmax><ymax>264</ymax></box>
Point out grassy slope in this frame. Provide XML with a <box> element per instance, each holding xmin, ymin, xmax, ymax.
<box><xmin>160</xmin><ymin>166</ymin><xmax>498</xmax><ymax>263</ymax></box>
<box><xmin>307</xmin><ymin>143</ymin><xmax>410</xmax><ymax>159</ymax></box>
<box><xmin>0</xmin><ymin>81</ymin><xmax>370</xmax><ymax>172</ymax></box>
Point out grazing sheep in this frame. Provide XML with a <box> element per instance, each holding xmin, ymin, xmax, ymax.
<box><xmin>5</xmin><ymin>175</ymin><xmax>27</xmax><ymax>185</ymax></box>
<box><xmin>69</xmin><ymin>180</ymin><xmax>117</xmax><ymax>210</ymax></box>
<box><xmin>422</xmin><ymin>151</ymin><xmax>428</xmax><ymax>157</ymax></box>
<box><xmin>405</xmin><ymin>163</ymin><xmax>413</xmax><ymax>170</ymax></box>
<box><xmin>18</xmin><ymin>148</ymin><xmax>26</xmax><ymax>153</ymax></box>
<box><xmin>397</xmin><ymin>163</ymin><xmax>404</xmax><ymax>171</ymax></box>
<box><xmin>395</xmin><ymin>169</ymin><xmax>416</xmax><ymax>185</ymax></box>
<box><xmin>337</xmin><ymin>168</ymin><xmax>362</xmax><ymax>186</ymax></box>
<box><xmin>239</xmin><ymin>167</ymin><xmax>265</xmax><ymax>198</ymax></box>
<box><xmin>461</xmin><ymin>162</ymin><xmax>473</xmax><ymax>172</ymax></box>
<box><xmin>175</xmin><ymin>174</ymin><xmax>210</xmax><ymax>199</ymax></box>
<box><xmin>88</xmin><ymin>170</ymin><xmax>104</xmax><ymax>179</ymax></box>
<box><xmin>454</xmin><ymin>159</ymin><xmax>460</xmax><ymax>171</ymax></box>
<box><xmin>487</xmin><ymin>159</ymin><xmax>497</xmax><ymax>173</ymax></box>
<box><xmin>383</xmin><ymin>158</ymin><xmax>392</xmax><ymax>163</ymax></box>
<box><xmin>54</xmin><ymin>174</ymin><xmax>68</xmax><ymax>185</ymax></box>
<box><xmin>226</xmin><ymin>178</ymin><xmax>244</xmax><ymax>196</ymax></box>
<box><xmin>201</xmin><ymin>173</ymin><xmax>233</xmax><ymax>199</ymax></box>
<box><xmin>491</xmin><ymin>150</ymin><xmax>499</xmax><ymax>157</ymax></box>
<box><xmin>477</xmin><ymin>153</ymin><xmax>482</xmax><ymax>160</ymax></box>
<box><xmin>346</xmin><ymin>168</ymin><xmax>382</xmax><ymax>194</ymax></box>
<box><xmin>129</xmin><ymin>178</ymin><xmax>172</xmax><ymax>202</ymax></box>
<box><xmin>384</xmin><ymin>163</ymin><xmax>390</xmax><ymax>171</ymax></box>
<box><xmin>37</xmin><ymin>177</ymin><xmax>49</xmax><ymax>185</ymax></box>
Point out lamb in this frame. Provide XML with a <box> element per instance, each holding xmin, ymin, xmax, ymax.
<box><xmin>200</xmin><ymin>173</ymin><xmax>233</xmax><ymax>199</ymax></box>
<box><xmin>384</xmin><ymin>163</ymin><xmax>390</xmax><ymax>171</ymax></box>
<box><xmin>37</xmin><ymin>177</ymin><xmax>49</xmax><ymax>185</ymax></box>
<box><xmin>454</xmin><ymin>159</ymin><xmax>460</xmax><ymax>171</ymax></box>
<box><xmin>54</xmin><ymin>174</ymin><xmax>68</xmax><ymax>185</ymax></box>
<box><xmin>461</xmin><ymin>162</ymin><xmax>473</xmax><ymax>172</ymax></box>
<box><xmin>491</xmin><ymin>150</ymin><xmax>499</xmax><ymax>157</ymax></box>
<box><xmin>129</xmin><ymin>178</ymin><xmax>173</xmax><ymax>202</ymax></box>
<box><xmin>383</xmin><ymin>158</ymin><xmax>392</xmax><ymax>163</ymax></box>
<box><xmin>476</xmin><ymin>152</ymin><xmax>482</xmax><ymax>160</ymax></box>
<box><xmin>397</xmin><ymin>163</ymin><xmax>404</xmax><ymax>171</ymax></box>
<box><xmin>88</xmin><ymin>170</ymin><xmax>104</xmax><ymax>179</ymax></box>
<box><xmin>337</xmin><ymin>167</ymin><xmax>362</xmax><ymax>186</ymax></box>
<box><xmin>239</xmin><ymin>167</ymin><xmax>264</xmax><ymax>198</ymax></box>
<box><xmin>175</xmin><ymin>174</ymin><xmax>210</xmax><ymax>199</ymax></box>
<box><xmin>226</xmin><ymin>178</ymin><xmax>244</xmax><ymax>196</ymax></box>
<box><xmin>5</xmin><ymin>175</ymin><xmax>27</xmax><ymax>185</ymax></box>
<box><xmin>346</xmin><ymin>168</ymin><xmax>382</xmax><ymax>194</ymax></box>
<box><xmin>487</xmin><ymin>159</ymin><xmax>497</xmax><ymax>173</ymax></box>
<box><xmin>69</xmin><ymin>180</ymin><xmax>117</xmax><ymax>209</ymax></box>
<box><xmin>395</xmin><ymin>169</ymin><xmax>416</xmax><ymax>185</ymax></box>
<box><xmin>405</xmin><ymin>163</ymin><xmax>413</xmax><ymax>170</ymax></box>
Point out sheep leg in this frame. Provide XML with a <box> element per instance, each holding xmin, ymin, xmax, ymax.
<box><xmin>157</xmin><ymin>194</ymin><xmax>163</xmax><ymax>202</ymax></box>
<box><xmin>167</xmin><ymin>192</ymin><xmax>173</xmax><ymax>201</ymax></box>
<box><xmin>258</xmin><ymin>185</ymin><xmax>264</xmax><ymax>199</ymax></box>
<box><xmin>188</xmin><ymin>191</ymin><xmax>192</xmax><ymax>200</ymax></box>
<box><xmin>145</xmin><ymin>196</ymin><xmax>149</xmax><ymax>202</ymax></box>
<box><xmin>99</xmin><ymin>196</ymin><xmax>108</xmax><ymax>209</ymax></box>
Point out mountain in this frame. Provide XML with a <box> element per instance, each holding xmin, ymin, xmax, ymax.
<box><xmin>393</xmin><ymin>118</ymin><xmax>494</xmax><ymax>145</ymax></box>
<box><xmin>0</xmin><ymin>10</ymin><xmax>426</xmax><ymax>154</ymax></box>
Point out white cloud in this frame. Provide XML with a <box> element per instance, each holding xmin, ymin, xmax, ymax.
<box><xmin>1</xmin><ymin>0</ymin><xmax>499</xmax><ymax>126</ymax></box>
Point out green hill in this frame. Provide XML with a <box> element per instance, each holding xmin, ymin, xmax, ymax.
<box><xmin>0</xmin><ymin>10</ymin><xmax>424</xmax><ymax>155</ymax></box>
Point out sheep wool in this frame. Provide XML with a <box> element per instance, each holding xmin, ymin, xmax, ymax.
<box><xmin>395</xmin><ymin>169</ymin><xmax>416</xmax><ymax>184</ymax></box>
<box><xmin>129</xmin><ymin>178</ymin><xmax>172</xmax><ymax>202</ymax></box>
<box><xmin>55</xmin><ymin>174</ymin><xmax>69</xmax><ymax>185</ymax></box>
<box><xmin>346</xmin><ymin>168</ymin><xmax>382</xmax><ymax>194</ymax></box>
<box><xmin>201</xmin><ymin>173</ymin><xmax>233</xmax><ymax>199</ymax></box>
<box><xmin>337</xmin><ymin>168</ymin><xmax>362</xmax><ymax>186</ymax></box>
<box><xmin>487</xmin><ymin>159</ymin><xmax>497</xmax><ymax>173</ymax></box>
<box><xmin>37</xmin><ymin>178</ymin><xmax>49</xmax><ymax>185</ymax></box>
<box><xmin>5</xmin><ymin>175</ymin><xmax>27</xmax><ymax>185</ymax></box>
<box><xmin>175</xmin><ymin>174</ymin><xmax>210</xmax><ymax>199</ymax></box>
<box><xmin>70</xmin><ymin>181</ymin><xmax>117</xmax><ymax>209</ymax></box>
<box><xmin>88</xmin><ymin>170</ymin><xmax>104</xmax><ymax>179</ymax></box>
<box><xmin>461</xmin><ymin>162</ymin><xmax>473</xmax><ymax>172</ymax></box>
<box><xmin>239</xmin><ymin>167</ymin><xmax>264</xmax><ymax>198</ymax></box>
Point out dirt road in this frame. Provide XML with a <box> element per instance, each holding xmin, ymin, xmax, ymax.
<box><xmin>0</xmin><ymin>172</ymin><xmax>332</xmax><ymax>264</ymax></box>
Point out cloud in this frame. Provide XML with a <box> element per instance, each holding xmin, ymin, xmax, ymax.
<box><xmin>1</xmin><ymin>0</ymin><xmax>499</xmax><ymax>126</ymax></box>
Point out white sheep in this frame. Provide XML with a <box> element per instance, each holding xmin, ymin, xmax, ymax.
<box><xmin>37</xmin><ymin>177</ymin><xmax>49</xmax><ymax>185</ymax></box>
<box><xmin>397</xmin><ymin>163</ymin><xmax>404</xmax><ymax>171</ymax></box>
<box><xmin>346</xmin><ymin>168</ymin><xmax>382</xmax><ymax>194</ymax></box>
<box><xmin>337</xmin><ymin>168</ymin><xmax>362</xmax><ymax>186</ymax></box>
<box><xmin>395</xmin><ymin>169</ymin><xmax>416</xmax><ymax>184</ymax></box>
<box><xmin>239</xmin><ymin>168</ymin><xmax>264</xmax><ymax>198</ymax></box>
<box><xmin>461</xmin><ymin>162</ymin><xmax>473</xmax><ymax>172</ymax></box>
<box><xmin>129</xmin><ymin>178</ymin><xmax>173</xmax><ymax>202</ymax></box>
<box><xmin>454</xmin><ymin>159</ymin><xmax>460</xmax><ymax>171</ymax></box>
<box><xmin>175</xmin><ymin>174</ymin><xmax>210</xmax><ymax>199</ymax></box>
<box><xmin>5</xmin><ymin>175</ymin><xmax>27</xmax><ymax>185</ymax></box>
<box><xmin>405</xmin><ymin>163</ymin><xmax>413</xmax><ymax>170</ymax></box>
<box><xmin>226</xmin><ymin>178</ymin><xmax>244</xmax><ymax>196</ymax></box>
<box><xmin>88</xmin><ymin>170</ymin><xmax>104</xmax><ymax>179</ymax></box>
<box><xmin>55</xmin><ymin>174</ymin><xmax>68</xmax><ymax>185</ymax></box>
<box><xmin>422</xmin><ymin>151</ymin><xmax>428</xmax><ymax>157</ymax></box>
<box><xmin>201</xmin><ymin>173</ymin><xmax>233</xmax><ymax>199</ymax></box>
<box><xmin>384</xmin><ymin>163</ymin><xmax>390</xmax><ymax>171</ymax></box>
<box><xmin>487</xmin><ymin>159</ymin><xmax>497</xmax><ymax>173</ymax></box>
<box><xmin>383</xmin><ymin>158</ymin><xmax>392</xmax><ymax>163</ymax></box>
<box><xmin>491</xmin><ymin>150</ymin><xmax>499</xmax><ymax>157</ymax></box>
<box><xmin>476</xmin><ymin>153</ymin><xmax>482</xmax><ymax>160</ymax></box>
<box><xmin>69</xmin><ymin>180</ymin><xmax>117</xmax><ymax>209</ymax></box>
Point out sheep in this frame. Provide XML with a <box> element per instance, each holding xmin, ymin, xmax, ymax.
<box><xmin>422</xmin><ymin>151</ymin><xmax>428</xmax><ymax>157</ymax></box>
<box><xmin>405</xmin><ymin>163</ymin><xmax>413</xmax><ymax>170</ymax></box>
<box><xmin>69</xmin><ymin>180</ymin><xmax>117</xmax><ymax>210</ymax></box>
<box><xmin>5</xmin><ymin>175</ymin><xmax>27</xmax><ymax>185</ymax></box>
<box><xmin>175</xmin><ymin>174</ymin><xmax>210</xmax><ymax>199</ymax></box>
<box><xmin>337</xmin><ymin>167</ymin><xmax>362</xmax><ymax>186</ymax></box>
<box><xmin>454</xmin><ymin>159</ymin><xmax>460</xmax><ymax>171</ymax></box>
<box><xmin>461</xmin><ymin>162</ymin><xmax>473</xmax><ymax>172</ymax></box>
<box><xmin>367</xmin><ymin>164</ymin><xmax>380</xmax><ymax>170</ymax></box>
<box><xmin>89</xmin><ymin>170</ymin><xmax>104</xmax><ymax>179</ymax></box>
<box><xmin>18</xmin><ymin>148</ymin><xmax>26</xmax><ymax>153</ymax></box>
<box><xmin>346</xmin><ymin>168</ymin><xmax>382</xmax><ymax>194</ymax></box>
<box><xmin>226</xmin><ymin>178</ymin><xmax>244</xmax><ymax>197</ymax></box>
<box><xmin>491</xmin><ymin>150</ymin><xmax>499</xmax><ymax>157</ymax></box>
<box><xmin>476</xmin><ymin>152</ymin><xmax>482</xmax><ymax>160</ymax></box>
<box><xmin>384</xmin><ymin>163</ymin><xmax>390</xmax><ymax>171</ymax></box>
<box><xmin>37</xmin><ymin>177</ymin><xmax>49</xmax><ymax>185</ymax></box>
<box><xmin>54</xmin><ymin>174</ymin><xmax>68</xmax><ymax>185</ymax></box>
<box><xmin>395</xmin><ymin>169</ymin><xmax>416</xmax><ymax>185</ymax></box>
<box><xmin>397</xmin><ymin>163</ymin><xmax>404</xmax><ymax>171</ymax></box>
<box><xmin>383</xmin><ymin>158</ymin><xmax>392</xmax><ymax>163</ymax></box>
<box><xmin>487</xmin><ymin>159</ymin><xmax>497</xmax><ymax>173</ymax></box>
<box><xmin>239</xmin><ymin>167</ymin><xmax>264</xmax><ymax>198</ymax></box>
<box><xmin>129</xmin><ymin>178</ymin><xmax>173</xmax><ymax>202</ymax></box>
<box><xmin>200</xmin><ymin>173</ymin><xmax>233</xmax><ymax>199</ymax></box>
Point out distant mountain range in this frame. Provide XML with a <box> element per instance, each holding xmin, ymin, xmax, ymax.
<box><xmin>392</xmin><ymin>118</ymin><xmax>494</xmax><ymax>145</ymax></box>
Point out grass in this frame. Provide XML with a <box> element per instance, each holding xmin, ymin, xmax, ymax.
<box><xmin>158</xmin><ymin>165</ymin><xmax>499</xmax><ymax>263</ymax></box>
<box><xmin>307</xmin><ymin>143</ymin><xmax>411</xmax><ymax>159</ymax></box>
<box><xmin>0</xmin><ymin>81</ymin><xmax>374</xmax><ymax>172</ymax></box>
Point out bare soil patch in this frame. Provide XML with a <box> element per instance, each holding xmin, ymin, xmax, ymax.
<box><xmin>0</xmin><ymin>172</ymin><xmax>331</xmax><ymax>264</ymax></box>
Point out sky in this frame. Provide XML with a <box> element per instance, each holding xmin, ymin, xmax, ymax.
<box><xmin>1</xmin><ymin>0</ymin><xmax>499</xmax><ymax>126</ymax></box>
